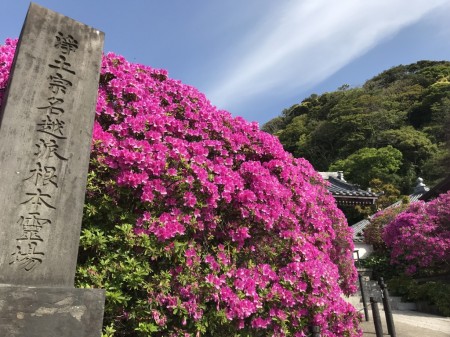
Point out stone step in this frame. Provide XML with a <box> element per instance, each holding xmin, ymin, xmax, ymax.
<box><xmin>346</xmin><ymin>293</ymin><xmax>417</xmax><ymax>311</ymax></box>
<box><xmin>352</xmin><ymin>270</ymin><xmax>418</xmax><ymax>312</ymax></box>
<box><xmin>389</xmin><ymin>296</ymin><xmax>417</xmax><ymax>311</ymax></box>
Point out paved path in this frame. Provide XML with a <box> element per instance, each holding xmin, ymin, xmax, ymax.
<box><xmin>361</xmin><ymin>309</ymin><xmax>450</xmax><ymax>337</ymax></box>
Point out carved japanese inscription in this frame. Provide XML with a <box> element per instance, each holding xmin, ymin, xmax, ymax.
<box><xmin>0</xmin><ymin>3</ymin><xmax>104</xmax><ymax>287</ymax></box>
<box><xmin>9</xmin><ymin>32</ymin><xmax>77</xmax><ymax>272</ymax></box>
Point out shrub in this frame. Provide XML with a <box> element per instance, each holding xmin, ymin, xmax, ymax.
<box><xmin>383</xmin><ymin>191</ymin><xmax>450</xmax><ymax>277</ymax></box>
<box><xmin>389</xmin><ymin>276</ymin><xmax>450</xmax><ymax>317</ymax></box>
<box><xmin>0</xmin><ymin>39</ymin><xmax>360</xmax><ymax>336</ymax></box>
<box><xmin>359</xmin><ymin>252</ymin><xmax>398</xmax><ymax>281</ymax></box>
<box><xmin>413</xmin><ymin>281</ymin><xmax>450</xmax><ymax>316</ymax></box>
<box><xmin>364</xmin><ymin>204</ymin><xmax>408</xmax><ymax>253</ymax></box>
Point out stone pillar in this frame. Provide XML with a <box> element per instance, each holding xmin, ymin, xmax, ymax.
<box><xmin>0</xmin><ymin>4</ymin><xmax>105</xmax><ymax>337</ymax></box>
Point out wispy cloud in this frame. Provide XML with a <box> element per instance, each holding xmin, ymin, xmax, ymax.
<box><xmin>206</xmin><ymin>0</ymin><xmax>448</xmax><ymax>113</ymax></box>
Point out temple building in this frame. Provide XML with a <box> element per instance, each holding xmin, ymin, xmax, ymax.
<box><xmin>319</xmin><ymin>171</ymin><xmax>379</xmax><ymax>207</ymax></box>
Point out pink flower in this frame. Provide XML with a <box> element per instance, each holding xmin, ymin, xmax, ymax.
<box><xmin>183</xmin><ymin>191</ymin><xmax>197</xmax><ymax>208</ymax></box>
<box><xmin>0</xmin><ymin>39</ymin><xmax>361</xmax><ymax>336</ymax></box>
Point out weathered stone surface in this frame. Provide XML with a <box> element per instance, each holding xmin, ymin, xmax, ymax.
<box><xmin>0</xmin><ymin>286</ymin><xmax>105</xmax><ymax>337</ymax></box>
<box><xmin>0</xmin><ymin>3</ymin><xmax>104</xmax><ymax>287</ymax></box>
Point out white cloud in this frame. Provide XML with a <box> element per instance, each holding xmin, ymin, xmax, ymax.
<box><xmin>206</xmin><ymin>0</ymin><xmax>448</xmax><ymax>112</ymax></box>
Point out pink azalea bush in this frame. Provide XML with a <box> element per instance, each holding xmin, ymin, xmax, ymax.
<box><xmin>383</xmin><ymin>191</ymin><xmax>450</xmax><ymax>276</ymax></box>
<box><xmin>0</xmin><ymin>39</ymin><xmax>16</xmax><ymax>104</ymax></box>
<box><xmin>364</xmin><ymin>205</ymin><xmax>408</xmax><ymax>253</ymax></box>
<box><xmin>0</xmin><ymin>39</ymin><xmax>360</xmax><ymax>336</ymax></box>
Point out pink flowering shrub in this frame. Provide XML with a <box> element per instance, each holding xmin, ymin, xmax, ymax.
<box><xmin>364</xmin><ymin>204</ymin><xmax>408</xmax><ymax>253</ymax></box>
<box><xmin>383</xmin><ymin>192</ymin><xmax>450</xmax><ymax>276</ymax></box>
<box><xmin>0</xmin><ymin>39</ymin><xmax>360</xmax><ymax>336</ymax></box>
<box><xmin>0</xmin><ymin>39</ymin><xmax>16</xmax><ymax>106</ymax></box>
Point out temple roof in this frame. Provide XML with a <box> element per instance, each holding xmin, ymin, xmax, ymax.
<box><xmin>319</xmin><ymin>172</ymin><xmax>379</xmax><ymax>206</ymax></box>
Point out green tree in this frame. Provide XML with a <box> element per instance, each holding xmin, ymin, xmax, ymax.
<box><xmin>277</xmin><ymin>115</ymin><xmax>308</xmax><ymax>155</ymax></box>
<box><xmin>422</xmin><ymin>147</ymin><xmax>450</xmax><ymax>186</ymax></box>
<box><xmin>260</xmin><ymin>116</ymin><xmax>285</xmax><ymax>134</ymax></box>
<box><xmin>329</xmin><ymin>146</ymin><xmax>403</xmax><ymax>188</ymax></box>
<box><xmin>378</xmin><ymin>126</ymin><xmax>437</xmax><ymax>167</ymax></box>
<box><xmin>408</xmin><ymin>82</ymin><xmax>450</xmax><ymax>129</ymax></box>
<box><xmin>264</xmin><ymin>60</ymin><xmax>450</xmax><ymax>195</ymax></box>
<box><xmin>295</xmin><ymin>120</ymin><xmax>340</xmax><ymax>170</ymax></box>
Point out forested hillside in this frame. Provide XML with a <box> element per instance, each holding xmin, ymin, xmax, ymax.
<box><xmin>263</xmin><ymin>61</ymin><xmax>450</xmax><ymax>195</ymax></box>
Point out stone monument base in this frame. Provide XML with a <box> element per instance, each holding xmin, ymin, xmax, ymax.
<box><xmin>0</xmin><ymin>285</ymin><xmax>105</xmax><ymax>337</ymax></box>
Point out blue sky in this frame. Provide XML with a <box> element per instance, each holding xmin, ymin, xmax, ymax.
<box><xmin>1</xmin><ymin>1</ymin><xmax>449</xmax><ymax>126</ymax></box>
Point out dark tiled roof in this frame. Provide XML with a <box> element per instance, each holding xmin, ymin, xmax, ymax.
<box><xmin>327</xmin><ymin>177</ymin><xmax>378</xmax><ymax>198</ymax></box>
<box><xmin>383</xmin><ymin>192</ymin><xmax>423</xmax><ymax>211</ymax></box>
<box><xmin>319</xmin><ymin>172</ymin><xmax>379</xmax><ymax>206</ymax></box>
<box><xmin>351</xmin><ymin>219</ymin><xmax>370</xmax><ymax>243</ymax></box>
